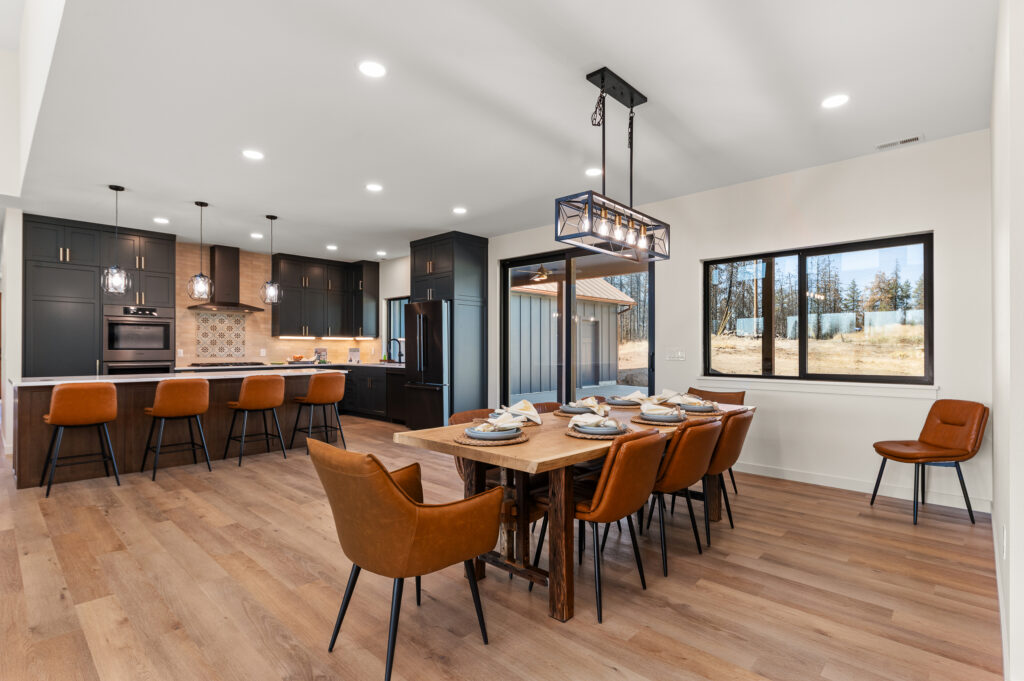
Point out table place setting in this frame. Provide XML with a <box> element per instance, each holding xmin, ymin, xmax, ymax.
<box><xmin>631</xmin><ymin>401</ymin><xmax>686</xmax><ymax>426</ymax></box>
<box><xmin>663</xmin><ymin>392</ymin><xmax>720</xmax><ymax>413</ymax></box>
<box><xmin>490</xmin><ymin>399</ymin><xmax>543</xmax><ymax>425</ymax></box>
<box><xmin>555</xmin><ymin>396</ymin><xmax>611</xmax><ymax>418</ymax></box>
<box><xmin>455</xmin><ymin>411</ymin><xmax>531</xmax><ymax>446</ymax></box>
<box><xmin>565</xmin><ymin>412</ymin><xmax>631</xmax><ymax>440</ymax></box>
<box><xmin>605</xmin><ymin>390</ymin><xmax>650</xmax><ymax>407</ymax></box>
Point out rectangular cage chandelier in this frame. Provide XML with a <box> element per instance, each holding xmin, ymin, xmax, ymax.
<box><xmin>555</xmin><ymin>67</ymin><xmax>670</xmax><ymax>263</ymax></box>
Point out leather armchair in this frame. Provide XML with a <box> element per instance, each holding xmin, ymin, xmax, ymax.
<box><xmin>309</xmin><ymin>439</ymin><xmax>503</xmax><ymax>681</ymax></box>
<box><xmin>871</xmin><ymin>399</ymin><xmax>989</xmax><ymax>524</ymax></box>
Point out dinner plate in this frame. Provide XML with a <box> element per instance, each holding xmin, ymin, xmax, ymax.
<box><xmin>678</xmin><ymin>403</ymin><xmax>715</xmax><ymax>412</ymax></box>
<box><xmin>560</xmin><ymin>404</ymin><xmax>594</xmax><ymax>414</ymax></box>
<box><xmin>465</xmin><ymin>427</ymin><xmax>522</xmax><ymax>440</ymax></box>
<box><xmin>489</xmin><ymin>411</ymin><xmax>504</xmax><ymax>419</ymax></box>
<box><xmin>606</xmin><ymin>398</ymin><xmax>640</xmax><ymax>406</ymax></box>
<box><xmin>573</xmin><ymin>424</ymin><xmax>627</xmax><ymax>435</ymax></box>
<box><xmin>640</xmin><ymin>412</ymin><xmax>685</xmax><ymax>422</ymax></box>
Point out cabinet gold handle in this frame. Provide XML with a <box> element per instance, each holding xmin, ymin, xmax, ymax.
<box><xmin>141</xmin><ymin>291</ymin><xmax>145</xmax><ymax>305</ymax></box>
<box><xmin>359</xmin><ymin>280</ymin><xmax>363</xmax><ymax>291</ymax></box>
<box><xmin>58</xmin><ymin>247</ymin><xmax>63</xmax><ymax>262</ymax></box>
<box><xmin>66</xmin><ymin>248</ymin><xmax>70</xmax><ymax>262</ymax></box>
<box><xmin>141</xmin><ymin>256</ymin><xmax>145</xmax><ymax>270</ymax></box>
<box><xmin>135</xmin><ymin>255</ymin><xmax>139</xmax><ymax>268</ymax></box>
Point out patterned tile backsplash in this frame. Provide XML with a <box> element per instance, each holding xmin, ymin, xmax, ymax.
<box><xmin>196</xmin><ymin>312</ymin><xmax>247</xmax><ymax>358</ymax></box>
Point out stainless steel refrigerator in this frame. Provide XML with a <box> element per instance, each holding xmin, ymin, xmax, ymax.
<box><xmin>404</xmin><ymin>300</ymin><xmax>451</xmax><ymax>430</ymax></box>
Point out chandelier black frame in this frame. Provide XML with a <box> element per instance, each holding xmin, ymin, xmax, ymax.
<box><xmin>555</xmin><ymin>67</ymin><xmax>670</xmax><ymax>262</ymax></box>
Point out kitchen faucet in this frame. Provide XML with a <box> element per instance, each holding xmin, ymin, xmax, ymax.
<box><xmin>387</xmin><ymin>337</ymin><xmax>404</xmax><ymax>363</ymax></box>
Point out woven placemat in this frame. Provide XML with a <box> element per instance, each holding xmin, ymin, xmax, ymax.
<box><xmin>565</xmin><ymin>427</ymin><xmax>632</xmax><ymax>441</ymax></box>
<box><xmin>473</xmin><ymin>418</ymin><xmax>539</xmax><ymax>427</ymax></box>
<box><xmin>631</xmin><ymin>415</ymin><xmax>687</xmax><ymax>427</ymax></box>
<box><xmin>453</xmin><ymin>432</ymin><xmax>530</xmax><ymax>447</ymax></box>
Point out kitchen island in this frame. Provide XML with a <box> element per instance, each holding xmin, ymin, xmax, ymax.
<box><xmin>11</xmin><ymin>367</ymin><xmax>349</xmax><ymax>489</ymax></box>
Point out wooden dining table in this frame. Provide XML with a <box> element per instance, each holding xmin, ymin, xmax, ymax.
<box><xmin>393</xmin><ymin>403</ymin><xmax>750</xmax><ymax>622</ymax></box>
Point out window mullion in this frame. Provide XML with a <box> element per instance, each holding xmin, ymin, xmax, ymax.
<box><xmin>797</xmin><ymin>252</ymin><xmax>808</xmax><ymax>379</ymax></box>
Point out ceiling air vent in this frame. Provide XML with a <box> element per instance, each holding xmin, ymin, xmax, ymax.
<box><xmin>876</xmin><ymin>135</ymin><xmax>924</xmax><ymax>152</ymax></box>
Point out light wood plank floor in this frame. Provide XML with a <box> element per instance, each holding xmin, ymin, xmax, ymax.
<box><xmin>0</xmin><ymin>416</ymin><xmax>1002</xmax><ymax>680</ymax></box>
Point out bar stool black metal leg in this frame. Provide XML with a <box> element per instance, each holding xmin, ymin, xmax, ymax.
<box><xmin>384</xmin><ymin>578</ymin><xmax>404</xmax><ymax>681</ymax></box>
<box><xmin>261</xmin><ymin>410</ymin><xmax>271</xmax><ymax>453</ymax></box>
<box><xmin>45</xmin><ymin>427</ymin><xmax>64</xmax><ymax>497</ymax></box>
<box><xmin>102</xmin><ymin>424</ymin><xmax>120</xmax><ymax>486</ymax></box>
<box><xmin>591</xmin><ymin>522</ymin><xmax>603</xmax><ymax>623</ymax></box>
<box><xmin>289</xmin><ymin>404</ymin><xmax>303</xmax><ymax>449</ymax></box>
<box><xmin>39</xmin><ymin>428</ymin><xmax>58</xmax><ymax>488</ymax></box>
<box><xmin>238</xmin><ymin>411</ymin><xmax>249</xmax><ymax>466</ymax></box>
<box><xmin>464</xmin><ymin>560</ymin><xmax>488</xmax><ymax>644</ymax></box>
<box><xmin>96</xmin><ymin>426</ymin><xmax>110</xmax><ymax>477</ymax></box>
<box><xmin>222</xmin><ymin>410</ymin><xmax>238</xmax><ymax>460</ymax></box>
<box><xmin>912</xmin><ymin>463</ymin><xmax>920</xmax><ymax>525</ymax></box>
<box><xmin>328</xmin><ymin>564</ymin><xmax>361</xmax><ymax>652</ymax></box>
<box><xmin>195</xmin><ymin>416</ymin><xmax>212</xmax><ymax>471</ymax></box>
<box><xmin>321</xmin><ymin>404</ymin><xmax>330</xmax><ymax>442</ymax></box>
<box><xmin>187</xmin><ymin>417</ymin><xmax>198</xmax><ymax>464</ymax></box>
<box><xmin>955</xmin><ymin>462</ymin><xmax>976</xmax><ymax>524</ymax></box>
<box><xmin>870</xmin><ymin>458</ymin><xmax>886</xmax><ymax>505</ymax></box>
<box><xmin>307</xmin><ymin>403</ymin><xmax>315</xmax><ymax>453</ymax></box>
<box><xmin>685</xmin><ymin>489</ymin><xmax>702</xmax><ymax>554</ymax></box>
<box><xmin>141</xmin><ymin>418</ymin><xmax>156</xmax><ymax>472</ymax></box>
<box><xmin>334</xmin><ymin>403</ymin><xmax>347</xmax><ymax>449</ymax></box>
<box><xmin>657</xmin><ymin>493</ymin><xmax>668</xmax><ymax>576</ymax></box>
<box><xmin>720</xmin><ymin>473</ymin><xmax>734</xmax><ymax>528</ymax></box>
<box><xmin>702</xmin><ymin>476</ymin><xmax>711</xmax><ymax>547</ymax></box>
<box><xmin>152</xmin><ymin>418</ymin><xmax>166</xmax><ymax>481</ymax></box>
<box><xmin>272</xmin><ymin>409</ymin><xmax>287</xmax><ymax>458</ymax></box>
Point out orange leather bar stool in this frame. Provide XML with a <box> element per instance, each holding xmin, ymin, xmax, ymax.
<box><xmin>688</xmin><ymin>386</ymin><xmax>746</xmax><ymax>493</ymax></box>
<box><xmin>222</xmin><ymin>375</ymin><xmax>287</xmax><ymax>465</ymax></box>
<box><xmin>871</xmin><ymin>399</ymin><xmax>989</xmax><ymax>524</ymax></box>
<box><xmin>39</xmin><ymin>382</ymin><xmax>120</xmax><ymax>497</ymax></box>
<box><xmin>699</xmin><ymin>408</ymin><xmax>754</xmax><ymax>545</ymax></box>
<box><xmin>309</xmin><ymin>439</ymin><xmax>502</xmax><ymax>681</ymax></box>
<box><xmin>141</xmin><ymin>378</ymin><xmax>211</xmax><ymax>480</ymax></box>
<box><xmin>289</xmin><ymin>372</ymin><xmax>347</xmax><ymax>453</ymax></box>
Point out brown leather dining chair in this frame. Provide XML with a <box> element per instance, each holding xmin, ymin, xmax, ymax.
<box><xmin>309</xmin><ymin>439</ymin><xmax>503</xmax><ymax>681</ymax></box>
<box><xmin>646</xmin><ymin>417</ymin><xmax>723</xmax><ymax>575</ymax></box>
<box><xmin>699</xmin><ymin>408</ymin><xmax>754</xmax><ymax>546</ymax></box>
<box><xmin>534</xmin><ymin>401</ymin><xmax>561</xmax><ymax>414</ymax></box>
<box><xmin>449</xmin><ymin>408</ymin><xmax>499</xmax><ymax>484</ymax></box>
<box><xmin>871</xmin><ymin>399</ymin><xmax>989</xmax><ymax>524</ymax></box>
<box><xmin>688</xmin><ymin>387</ymin><xmax>746</xmax><ymax>493</ymax></box>
<box><xmin>533</xmin><ymin>429</ymin><xmax>666</xmax><ymax>622</ymax></box>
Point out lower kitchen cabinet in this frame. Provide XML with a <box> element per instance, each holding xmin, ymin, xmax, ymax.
<box><xmin>340</xmin><ymin>367</ymin><xmax>387</xmax><ymax>418</ymax></box>
<box><xmin>386</xmin><ymin>369</ymin><xmax>407</xmax><ymax>424</ymax></box>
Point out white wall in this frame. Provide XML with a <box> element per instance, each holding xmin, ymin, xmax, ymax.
<box><xmin>379</xmin><ymin>255</ymin><xmax>410</xmax><ymax>355</ymax></box>
<box><xmin>1</xmin><ymin>208</ymin><xmax>23</xmax><ymax>454</ymax></box>
<box><xmin>488</xmin><ymin>130</ymin><xmax>993</xmax><ymax>513</ymax></box>
<box><xmin>991</xmin><ymin>0</ymin><xmax>1022</xmax><ymax>676</ymax></box>
<box><xmin>0</xmin><ymin>49</ymin><xmax>19</xmax><ymax>198</ymax></box>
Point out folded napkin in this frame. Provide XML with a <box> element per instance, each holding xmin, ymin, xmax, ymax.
<box><xmin>473</xmin><ymin>411</ymin><xmax>525</xmax><ymax>432</ymax></box>
<box><xmin>505</xmin><ymin>399</ymin><xmax>542</xmax><ymax>424</ymax></box>
<box><xmin>654</xmin><ymin>388</ymin><xmax>681</xmax><ymax>403</ymax></box>
<box><xmin>666</xmin><ymin>393</ymin><xmax>709</xmax><ymax>406</ymax></box>
<box><xmin>641</xmin><ymin>402</ymin><xmax>680</xmax><ymax>416</ymax></box>
<box><xmin>568</xmin><ymin>413</ymin><xmax>620</xmax><ymax>429</ymax></box>
<box><xmin>619</xmin><ymin>390</ymin><xmax>649</xmax><ymax>403</ymax></box>
<box><xmin>570</xmin><ymin>396</ymin><xmax>601</xmax><ymax>409</ymax></box>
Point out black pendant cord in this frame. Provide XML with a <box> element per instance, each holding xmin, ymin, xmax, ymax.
<box><xmin>195</xmin><ymin>201</ymin><xmax>208</xmax><ymax>275</ymax></box>
<box><xmin>628</xmin><ymin>108</ymin><xmax>635</xmax><ymax>208</ymax></box>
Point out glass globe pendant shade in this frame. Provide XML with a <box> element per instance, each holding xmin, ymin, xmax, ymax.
<box><xmin>187</xmin><ymin>273</ymin><xmax>213</xmax><ymax>301</ymax></box>
<box><xmin>101</xmin><ymin>265</ymin><xmax>132</xmax><ymax>296</ymax></box>
<box><xmin>259</xmin><ymin>280</ymin><xmax>282</xmax><ymax>305</ymax></box>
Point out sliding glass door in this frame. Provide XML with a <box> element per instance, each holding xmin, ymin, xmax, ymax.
<box><xmin>502</xmin><ymin>249</ymin><xmax>653</xmax><ymax>405</ymax></box>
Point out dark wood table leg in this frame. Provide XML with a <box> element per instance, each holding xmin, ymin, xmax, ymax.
<box><xmin>705</xmin><ymin>474</ymin><xmax>723</xmax><ymax>522</ymax></box>
<box><xmin>547</xmin><ymin>466</ymin><xmax>574</xmax><ymax>622</ymax></box>
<box><xmin>464</xmin><ymin>460</ymin><xmax>487</xmax><ymax>580</ymax></box>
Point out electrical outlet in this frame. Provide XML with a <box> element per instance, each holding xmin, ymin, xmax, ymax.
<box><xmin>259</xmin><ymin>348</ymin><xmax>267</xmax><ymax>357</ymax></box>
<box><xmin>177</xmin><ymin>348</ymin><xmax>183</xmax><ymax>357</ymax></box>
<box><xmin>666</xmin><ymin>347</ymin><xmax>686</xmax><ymax>361</ymax></box>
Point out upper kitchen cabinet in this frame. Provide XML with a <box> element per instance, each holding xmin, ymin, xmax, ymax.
<box><xmin>410</xmin><ymin>232</ymin><xmax>487</xmax><ymax>303</ymax></box>
<box><xmin>326</xmin><ymin>265</ymin><xmax>344</xmax><ymax>293</ymax></box>
<box><xmin>275</xmin><ymin>255</ymin><xmax>326</xmax><ymax>290</ymax></box>
<box><xmin>139</xmin><ymin>237</ymin><xmax>175</xmax><ymax>273</ymax></box>
<box><xmin>352</xmin><ymin>260</ymin><xmax>379</xmax><ymax>337</ymax></box>
<box><xmin>25</xmin><ymin>218</ymin><xmax>101</xmax><ymax>266</ymax></box>
<box><xmin>100</xmin><ymin>231</ymin><xmax>176</xmax><ymax>305</ymax></box>
<box><xmin>272</xmin><ymin>254</ymin><xmax>380</xmax><ymax>337</ymax></box>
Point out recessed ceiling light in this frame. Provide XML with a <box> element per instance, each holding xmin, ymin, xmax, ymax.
<box><xmin>376</xmin><ymin>250</ymin><xmax>387</xmax><ymax>257</ymax></box>
<box><xmin>242</xmin><ymin>149</ymin><xmax>265</xmax><ymax>160</ymax></box>
<box><xmin>358</xmin><ymin>61</ymin><xmax>387</xmax><ymax>78</ymax></box>
<box><xmin>153</xmin><ymin>217</ymin><xmax>169</xmax><ymax>225</ymax></box>
<box><xmin>452</xmin><ymin>206</ymin><xmax>467</xmax><ymax>215</ymax></box>
<box><xmin>326</xmin><ymin>244</ymin><xmax>338</xmax><ymax>251</ymax></box>
<box><xmin>366</xmin><ymin>183</ymin><xmax>383</xmax><ymax>192</ymax></box>
<box><xmin>250</xmin><ymin>232</ymin><xmax>263</xmax><ymax>239</ymax></box>
<box><xmin>585</xmin><ymin>167</ymin><xmax>602</xmax><ymax>177</ymax></box>
<box><xmin>821</xmin><ymin>93</ymin><xmax>850</xmax><ymax>109</ymax></box>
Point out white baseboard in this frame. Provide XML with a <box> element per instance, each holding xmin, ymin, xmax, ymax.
<box><xmin>732</xmin><ymin>461</ymin><xmax>992</xmax><ymax>513</ymax></box>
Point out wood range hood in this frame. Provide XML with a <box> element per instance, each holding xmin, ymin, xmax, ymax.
<box><xmin>186</xmin><ymin>245</ymin><xmax>264</xmax><ymax>313</ymax></box>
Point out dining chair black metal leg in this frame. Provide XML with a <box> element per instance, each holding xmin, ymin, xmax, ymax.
<box><xmin>289</xmin><ymin>404</ymin><xmax>303</xmax><ymax>449</ymax></box>
<box><xmin>45</xmin><ymin>426</ymin><xmax>64</xmax><ymax>498</ymax></box>
<box><xmin>646</xmin><ymin>494</ymin><xmax>657</xmax><ymax>532</ymax></box>
<box><xmin>384</xmin><ymin>578</ymin><xmax>404</xmax><ymax>681</ymax></box>
<box><xmin>591</xmin><ymin>522</ymin><xmax>603</xmax><ymax>623</ymax></box>
<box><xmin>529</xmin><ymin>514</ymin><xmax>548</xmax><ymax>593</ymax></box>
<box><xmin>657</xmin><ymin>493</ymin><xmax>668</xmax><ymax>577</ymax></box>
<box><xmin>920</xmin><ymin>463</ymin><xmax>926</xmax><ymax>504</ymax></box>
<box><xmin>636</xmin><ymin>504</ymin><xmax>643</xmax><ymax>537</ymax></box>
<box><xmin>195</xmin><ymin>416</ymin><xmax>213</xmax><ymax>471</ymax></box>
<box><xmin>671</xmin><ymin>492</ymin><xmax>677</xmax><ymax>516</ymax></box>
<box><xmin>600</xmin><ymin>523</ymin><xmax>610</xmax><ymax>553</ymax></box>
<box><xmin>272</xmin><ymin>408</ymin><xmax>287</xmax><ymax>458</ymax></box>
<box><xmin>151</xmin><ymin>418</ymin><xmax>166</xmax><ymax>481</ymax></box>
<box><xmin>187</xmin><ymin>417</ymin><xmax>198</xmax><ymax>464</ymax></box>
<box><xmin>912</xmin><ymin>463</ymin><xmax>920</xmax><ymax>525</ymax></box>
<box><xmin>102</xmin><ymin>424</ymin><xmax>120</xmax><ymax>485</ymax></box>
<box><xmin>39</xmin><ymin>428</ymin><xmax>58</xmax><ymax>488</ymax></box>
<box><xmin>955</xmin><ymin>462</ymin><xmax>976</xmax><ymax>524</ymax></box>
<box><xmin>684</xmin><ymin>489</ymin><xmax>703</xmax><ymax>555</ymax></box>
<box><xmin>415</xmin><ymin>576</ymin><xmax>421</xmax><ymax>606</ymax></box>
<box><xmin>870</xmin><ymin>458</ymin><xmax>886</xmax><ymax>505</ymax></box>
<box><xmin>140</xmin><ymin>418</ymin><xmax>156</xmax><ymax>472</ymax></box>
<box><xmin>702</xmin><ymin>476</ymin><xmax>711</xmax><ymax>547</ymax></box>
<box><xmin>464</xmin><ymin>560</ymin><xmax>488</xmax><ymax>644</ymax></box>
<box><xmin>729</xmin><ymin>468</ymin><xmax>738</xmax><ymax>494</ymax></box>
<box><xmin>720</xmin><ymin>474</ymin><xmax>734</xmax><ymax>528</ymax></box>
<box><xmin>328</xmin><ymin>564</ymin><xmax>361</xmax><ymax>652</ymax></box>
<box><xmin>238</xmin><ymin>411</ymin><xmax>249</xmax><ymax>467</ymax></box>
<box><xmin>334</xmin><ymin>404</ymin><xmax>347</xmax><ymax>449</ymax></box>
<box><xmin>222</xmin><ymin>410</ymin><xmax>238</xmax><ymax>459</ymax></box>
<box><xmin>578</xmin><ymin>519</ymin><xmax>585</xmax><ymax>565</ymax></box>
<box><xmin>626</xmin><ymin>514</ymin><xmax>646</xmax><ymax>590</ymax></box>
<box><xmin>96</xmin><ymin>426</ymin><xmax>110</xmax><ymax>477</ymax></box>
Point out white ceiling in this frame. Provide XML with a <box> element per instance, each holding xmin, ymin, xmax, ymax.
<box><xmin>18</xmin><ymin>0</ymin><xmax>998</xmax><ymax>261</ymax></box>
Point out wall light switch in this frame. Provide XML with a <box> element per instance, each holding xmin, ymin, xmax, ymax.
<box><xmin>259</xmin><ymin>348</ymin><xmax>266</xmax><ymax>357</ymax></box>
<box><xmin>177</xmin><ymin>349</ymin><xmax>183</xmax><ymax>357</ymax></box>
<box><xmin>665</xmin><ymin>347</ymin><xmax>686</xmax><ymax>361</ymax></box>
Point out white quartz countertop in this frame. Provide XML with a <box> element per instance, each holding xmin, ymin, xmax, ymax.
<box><xmin>173</xmin><ymin>362</ymin><xmax>404</xmax><ymax>371</ymax></box>
<box><xmin>13</xmin><ymin>367</ymin><xmax>350</xmax><ymax>388</ymax></box>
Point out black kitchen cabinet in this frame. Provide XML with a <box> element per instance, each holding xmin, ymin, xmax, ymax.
<box><xmin>25</xmin><ymin>220</ymin><xmax>101</xmax><ymax>266</ymax></box>
<box><xmin>139</xmin><ymin>237</ymin><xmax>175</xmax><ymax>273</ymax></box>
<box><xmin>272</xmin><ymin>254</ymin><xmax>380</xmax><ymax>338</ymax></box>
<box><xmin>304</xmin><ymin>289</ymin><xmax>326</xmax><ymax>337</ymax></box>
<box><xmin>277</xmin><ymin>287</ymin><xmax>305</xmax><ymax>335</ymax></box>
<box><xmin>340</xmin><ymin>366</ymin><xmax>387</xmax><ymax>418</ymax></box>
<box><xmin>138</xmin><ymin>271</ymin><xmax>174</xmax><ymax>307</ymax></box>
<box><xmin>411</xmin><ymin>239</ymin><xmax>453</xmax><ymax>277</ymax></box>
<box><xmin>278</xmin><ymin>258</ymin><xmax>305</xmax><ymax>288</ymax></box>
<box><xmin>326</xmin><ymin>265</ymin><xmax>344</xmax><ymax>293</ymax></box>
<box><xmin>326</xmin><ymin>292</ymin><xmax>343</xmax><ymax>337</ymax></box>
<box><xmin>386</xmin><ymin>369</ymin><xmax>407</xmax><ymax>424</ymax></box>
<box><xmin>24</xmin><ymin>261</ymin><xmax>101</xmax><ymax>377</ymax></box>
<box><xmin>409</xmin><ymin>232</ymin><xmax>486</xmax><ymax>303</ymax></box>
<box><xmin>100</xmin><ymin>233</ymin><xmax>176</xmax><ymax>305</ymax></box>
<box><xmin>351</xmin><ymin>260</ymin><xmax>379</xmax><ymax>337</ymax></box>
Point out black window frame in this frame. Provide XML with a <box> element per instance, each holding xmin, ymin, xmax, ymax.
<box><xmin>385</xmin><ymin>295</ymin><xmax>409</xmax><ymax>342</ymax></box>
<box><xmin>702</xmin><ymin>232</ymin><xmax>934</xmax><ymax>385</ymax></box>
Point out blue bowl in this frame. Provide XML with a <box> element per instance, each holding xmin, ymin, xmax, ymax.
<box><xmin>465</xmin><ymin>426</ymin><xmax>522</xmax><ymax>440</ymax></box>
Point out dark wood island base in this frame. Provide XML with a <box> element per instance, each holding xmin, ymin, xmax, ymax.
<box><xmin>12</xmin><ymin>370</ymin><xmax>348</xmax><ymax>490</ymax></box>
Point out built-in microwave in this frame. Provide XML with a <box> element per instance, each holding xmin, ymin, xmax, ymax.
<box><xmin>102</xmin><ymin>305</ymin><xmax>175</xmax><ymax>364</ymax></box>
